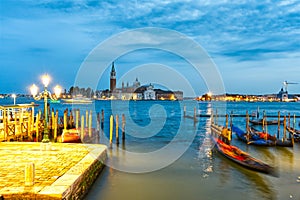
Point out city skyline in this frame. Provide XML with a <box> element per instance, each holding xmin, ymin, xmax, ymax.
<box><xmin>1</xmin><ymin>0</ymin><xmax>300</xmax><ymax>96</ymax></box>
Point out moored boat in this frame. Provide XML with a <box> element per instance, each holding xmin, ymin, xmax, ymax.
<box><xmin>286</xmin><ymin>126</ymin><xmax>300</xmax><ymax>142</ymax></box>
<box><xmin>232</xmin><ymin>125</ymin><xmax>275</xmax><ymax>146</ymax></box>
<box><xmin>211</xmin><ymin>123</ymin><xmax>277</xmax><ymax>176</ymax></box>
<box><xmin>249</xmin><ymin>119</ymin><xmax>281</xmax><ymax>125</ymax></box>
<box><xmin>249</xmin><ymin>127</ymin><xmax>293</xmax><ymax>147</ymax></box>
<box><xmin>57</xmin><ymin>129</ymin><xmax>81</xmax><ymax>143</ymax></box>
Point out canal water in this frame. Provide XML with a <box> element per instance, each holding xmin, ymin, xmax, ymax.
<box><xmin>2</xmin><ymin>98</ymin><xmax>300</xmax><ymax>200</ymax></box>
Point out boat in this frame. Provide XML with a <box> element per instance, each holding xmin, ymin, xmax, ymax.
<box><xmin>250</xmin><ymin>127</ymin><xmax>293</xmax><ymax>147</ymax></box>
<box><xmin>232</xmin><ymin>125</ymin><xmax>275</xmax><ymax>146</ymax></box>
<box><xmin>249</xmin><ymin>119</ymin><xmax>281</xmax><ymax>125</ymax></box>
<box><xmin>286</xmin><ymin>126</ymin><xmax>300</xmax><ymax>142</ymax></box>
<box><xmin>211</xmin><ymin>123</ymin><xmax>277</xmax><ymax>176</ymax></box>
<box><xmin>61</xmin><ymin>97</ymin><xmax>93</xmax><ymax>104</ymax></box>
<box><xmin>57</xmin><ymin>129</ymin><xmax>81</xmax><ymax>143</ymax></box>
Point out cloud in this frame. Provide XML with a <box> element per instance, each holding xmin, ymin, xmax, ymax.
<box><xmin>0</xmin><ymin>0</ymin><xmax>299</xmax><ymax>94</ymax></box>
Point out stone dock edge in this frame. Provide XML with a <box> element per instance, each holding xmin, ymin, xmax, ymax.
<box><xmin>1</xmin><ymin>144</ymin><xmax>107</xmax><ymax>200</ymax></box>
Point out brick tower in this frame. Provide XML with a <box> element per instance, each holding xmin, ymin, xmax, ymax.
<box><xmin>110</xmin><ymin>62</ymin><xmax>116</xmax><ymax>92</ymax></box>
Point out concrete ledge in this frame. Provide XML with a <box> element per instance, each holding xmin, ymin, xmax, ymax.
<box><xmin>0</xmin><ymin>142</ymin><xmax>107</xmax><ymax>199</ymax></box>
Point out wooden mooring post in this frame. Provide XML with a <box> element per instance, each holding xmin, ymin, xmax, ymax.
<box><xmin>109</xmin><ymin>115</ymin><xmax>113</xmax><ymax>148</ymax></box>
<box><xmin>54</xmin><ymin>110</ymin><xmax>58</xmax><ymax>142</ymax></box>
<box><xmin>122</xmin><ymin>114</ymin><xmax>126</xmax><ymax>141</ymax></box>
<box><xmin>101</xmin><ymin>109</ymin><xmax>104</xmax><ymax>129</ymax></box>
<box><xmin>88</xmin><ymin>110</ymin><xmax>92</xmax><ymax>138</ymax></box>
<box><xmin>81</xmin><ymin>115</ymin><xmax>84</xmax><ymax>142</ymax></box>
<box><xmin>116</xmin><ymin>115</ymin><xmax>119</xmax><ymax>145</ymax></box>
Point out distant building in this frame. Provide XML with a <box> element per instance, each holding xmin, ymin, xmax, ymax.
<box><xmin>103</xmin><ymin>62</ymin><xmax>183</xmax><ymax>100</ymax></box>
<box><xmin>143</xmin><ymin>84</ymin><xmax>156</xmax><ymax>100</ymax></box>
<box><xmin>277</xmin><ymin>87</ymin><xmax>296</xmax><ymax>102</ymax></box>
<box><xmin>110</xmin><ymin>62</ymin><xmax>116</xmax><ymax>93</ymax></box>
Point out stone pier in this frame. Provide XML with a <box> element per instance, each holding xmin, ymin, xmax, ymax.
<box><xmin>0</xmin><ymin>142</ymin><xmax>107</xmax><ymax>199</ymax></box>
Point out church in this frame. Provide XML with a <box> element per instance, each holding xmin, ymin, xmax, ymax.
<box><xmin>106</xmin><ymin>62</ymin><xmax>183</xmax><ymax>100</ymax></box>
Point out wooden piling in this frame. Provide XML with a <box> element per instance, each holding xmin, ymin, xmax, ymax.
<box><xmin>194</xmin><ymin>107</ymin><xmax>197</xmax><ymax>123</ymax></box>
<box><xmin>75</xmin><ymin>109</ymin><xmax>79</xmax><ymax>130</ymax></box>
<box><xmin>262</xmin><ymin>110</ymin><xmax>266</xmax><ymax>132</ymax></box>
<box><xmin>69</xmin><ymin>110</ymin><xmax>74</xmax><ymax>128</ymax></box>
<box><xmin>97</xmin><ymin>112</ymin><xmax>100</xmax><ymax>132</ymax></box>
<box><xmin>35</xmin><ymin>113</ymin><xmax>39</xmax><ymax>142</ymax></box>
<box><xmin>277</xmin><ymin>111</ymin><xmax>280</xmax><ymax>139</ymax></box>
<box><xmin>54</xmin><ymin>110</ymin><xmax>58</xmax><ymax>142</ymax></box>
<box><xmin>88</xmin><ymin>110</ymin><xmax>92</xmax><ymax>138</ymax></box>
<box><xmin>215</xmin><ymin>109</ymin><xmax>218</xmax><ymax>124</ymax></box>
<box><xmin>51</xmin><ymin>109</ymin><xmax>55</xmax><ymax>130</ymax></box>
<box><xmin>122</xmin><ymin>114</ymin><xmax>125</xmax><ymax>141</ymax></box>
<box><xmin>85</xmin><ymin>110</ymin><xmax>89</xmax><ymax>128</ymax></box>
<box><xmin>28</xmin><ymin>110</ymin><xmax>32</xmax><ymax>136</ymax></box>
<box><xmin>116</xmin><ymin>115</ymin><xmax>119</xmax><ymax>145</ymax></box>
<box><xmin>81</xmin><ymin>115</ymin><xmax>84</xmax><ymax>142</ymax></box>
<box><xmin>293</xmin><ymin>114</ymin><xmax>296</xmax><ymax>129</ymax></box>
<box><xmin>110</xmin><ymin>115</ymin><xmax>113</xmax><ymax>147</ymax></box>
<box><xmin>283</xmin><ymin>115</ymin><xmax>287</xmax><ymax>140</ymax></box>
<box><xmin>184</xmin><ymin>105</ymin><xmax>186</xmax><ymax>117</ymax></box>
<box><xmin>30</xmin><ymin>110</ymin><xmax>34</xmax><ymax>135</ymax></box>
<box><xmin>14</xmin><ymin>111</ymin><xmax>17</xmax><ymax>135</ymax></box>
<box><xmin>225</xmin><ymin>114</ymin><xmax>228</xmax><ymax>128</ymax></box>
<box><xmin>101</xmin><ymin>109</ymin><xmax>104</xmax><ymax>129</ymax></box>
<box><xmin>246</xmin><ymin>111</ymin><xmax>250</xmax><ymax>142</ymax></box>
<box><xmin>288</xmin><ymin>113</ymin><xmax>291</xmax><ymax>128</ymax></box>
<box><xmin>63</xmin><ymin>110</ymin><xmax>67</xmax><ymax>131</ymax></box>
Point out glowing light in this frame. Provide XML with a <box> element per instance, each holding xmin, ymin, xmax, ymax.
<box><xmin>54</xmin><ymin>85</ymin><xmax>62</xmax><ymax>98</ymax></box>
<box><xmin>11</xmin><ymin>94</ymin><xmax>16</xmax><ymax>105</ymax></box>
<box><xmin>41</xmin><ymin>74</ymin><xmax>51</xmax><ymax>87</ymax></box>
<box><xmin>30</xmin><ymin>84</ymin><xmax>39</xmax><ymax>96</ymax></box>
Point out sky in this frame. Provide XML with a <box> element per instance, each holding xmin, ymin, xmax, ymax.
<box><xmin>0</xmin><ymin>0</ymin><xmax>300</xmax><ymax>96</ymax></box>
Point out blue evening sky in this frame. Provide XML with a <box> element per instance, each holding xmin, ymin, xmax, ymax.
<box><xmin>0</xmin><ymin>0</ymin><xmax>299</xmax><ymax>96</ymax></box>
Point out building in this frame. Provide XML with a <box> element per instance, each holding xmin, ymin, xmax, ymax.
<box><xmin>143</xmin><ymin>84</ymin><xmax>156</xmax><ymax>100</ymax></box>
<box><xmin>104</xmin><ymin>62</ymin><xmax>183</xmax><ymax>100</ymax></box>
<box><xmin>110</xmin><ymin>62</ymin><xmax>116</xmax><ymax>93</ymax></box>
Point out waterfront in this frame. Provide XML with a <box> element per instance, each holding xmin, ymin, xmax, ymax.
<box><xmin>1</xmin><ymin>98</ymin><xmax>300</xmax><ymax>199</ymax></box>
<box><xmin>87</xmin><ymin>100</ymin><xmax>300</xmax><ymax>200</ymax></box>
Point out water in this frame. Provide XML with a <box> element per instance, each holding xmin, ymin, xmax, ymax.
<box><xmin>1</xmin><ymin>98</ymin><xmax>300</xmax><ymax>200</ymax></box>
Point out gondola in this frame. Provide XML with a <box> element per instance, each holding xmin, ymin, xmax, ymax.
<box><xmin>231</xmin><ymin>125</ymin><xmax>275</xmax><ymax>146</ymax></box>
<box><xmin>250</xmin><ymin>127</ymin><xmax>293</xmax><ymax>147</ymax></box>
<box><xmin>57</xmin><ymin>129</ymin><xmax>81</xmax><ymax>143</ymax></box>
<box><xmin>211</xmin><ymin>123</ymin><xmax>277</xmax><ymax>176</ymax></box>
<box><xmin>286</xmin><ymin>126</ymin><xmax>300</xmax><ymax>142</ymax></box>
<box><xmin>249</xmin><ymin>119</ymin><xmax>281</xmax><ymax>125</ymax></box>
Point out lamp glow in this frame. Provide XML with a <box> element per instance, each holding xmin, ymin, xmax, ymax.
<box><xmin>30</xmin><ymin>84</ymin><xmax>39</xmax><ymax>97</ymax></box>
<box><xmin>41</xmin><ymin>74</ymin><xmax>50</xmax><ymax>87</ymax></box>
<box><xmin>54</xmin><ymin>85</ymin><xmax>62</xmax><ymax>98</ymax></box>
<box><xmin>12</xmin><ymin>94</ymin><xmax>16</xmax><ymax>105</ymax></box>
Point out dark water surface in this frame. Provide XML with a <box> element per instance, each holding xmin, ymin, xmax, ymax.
<box><xmin>2</xmin><ymin>98</ymin><xmax>300</xmax><ymax>200</ymax></box>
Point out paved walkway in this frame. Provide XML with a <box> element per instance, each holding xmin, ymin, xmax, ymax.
<box><xmin>0</xmin><ymin>142</ymin><xmax>107</xmax><ymax>199</ymax></box>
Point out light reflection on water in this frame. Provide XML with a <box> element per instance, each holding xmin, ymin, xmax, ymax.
<box><xmin>82</xmin><ymin>101</ymin><xmax>300</xmax><ymax>200</ymax></box>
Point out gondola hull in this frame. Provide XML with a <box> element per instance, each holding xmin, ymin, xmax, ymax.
<box><xmin>210</xmin><ymin>124</ymin><xmax>277</xmax><ymax>176</ymax></box>
<box><xmin>249</xmin><ymin>119</ymin><xmax>281</xmax><ymax>125</ymax></box>
<box><xmin>211</xmin><ymin>136</ymin><xmax>277</xmax><ymax>176</ymax></box>
<box><xmin>232</xmin><ymin>125</ymin><xmax>275</xmax><ymax>146</ymax></box>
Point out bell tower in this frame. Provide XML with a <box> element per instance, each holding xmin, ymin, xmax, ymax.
<box><xmin>110</xmin><ymin>62</ymin><xmax>116</xmax><ymax>92</ymax></box>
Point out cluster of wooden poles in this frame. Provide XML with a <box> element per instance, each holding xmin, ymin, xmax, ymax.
<box><xmin>32</xmin><ymin>108</ymin><xmax>126</xmax><ymax>144</ymax></box>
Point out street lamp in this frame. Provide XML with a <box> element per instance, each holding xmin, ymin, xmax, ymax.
<box><xmin>30</xmin><ymin>74</ymin><xmax>62</xmax><ymax>143</ymax></box>
<box><xmin>11</xmin><ymin>94</ymin><xmax>16</xmax><ymax>105</ymax></box>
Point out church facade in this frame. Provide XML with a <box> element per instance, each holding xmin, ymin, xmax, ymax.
<box><xmin>105</xmin><ymin>62</ymin><xmax>183</xmax><ymax>100</ymax></box>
